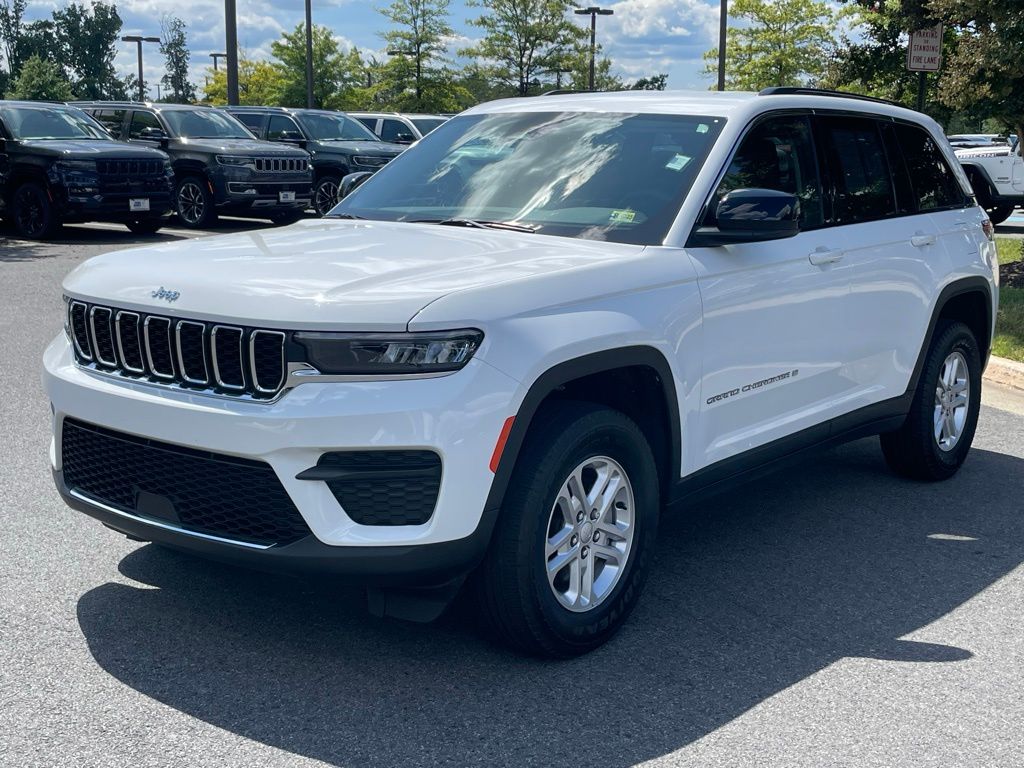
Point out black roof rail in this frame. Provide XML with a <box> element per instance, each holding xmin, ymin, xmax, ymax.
<box><xmin>758</xmin><ymin>87</ymin><xmax>901</xmax><ymax>108</ymax></box>
<box><xmin>540</xmin><ymin>89</ymin><xmax>592</xmax><ymax>96</ymax></box>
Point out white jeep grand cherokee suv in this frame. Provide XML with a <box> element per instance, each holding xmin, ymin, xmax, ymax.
<box><xmin>44</xmin><ymin>88</ymin><xmax>999</xmax><ymax>657</ymax></box>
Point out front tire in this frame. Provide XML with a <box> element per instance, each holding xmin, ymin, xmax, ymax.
<box><xmin>313</xmin><ymin>174</ymin><xmax>342</xmax><ymax>217</ymax></box>
<box><xmin>175</xmin><ymin>176</ymin><xmax>216</xmax><ymax>228</ymax></box>
<box><xmin>476</xmin><ymin>402</ymin><xmax>659</xmax><ymax>657</ymax></box>
<box><xmin>880</xmin><ymin>321</ymin><xmax>982</xmax><ymax>481</ymax></box>
<box><xmin>986</xmin><ymin>204</ymin><xmax>1014</xmax><ymax>226</ymax></box>
<box><xmin>12</xmin><ymin>182</ymin><xmax>62</xmax><ymax>239</ymax></box>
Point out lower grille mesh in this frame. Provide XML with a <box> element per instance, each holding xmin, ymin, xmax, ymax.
<box><xmin>61</xmin><ymin>419</ymin><xmax>311</xmax><ymax>546</ymax></box>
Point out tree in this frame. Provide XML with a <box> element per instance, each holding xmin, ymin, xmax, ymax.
<box><xmin>566</xmin><ymin>46</ymin><xmax>622</xmax><ymax>92</ymax></box>
<box><xmin>703</xmin><ymin>0</ymin><xmax>838</xmax><ymax>90</ymax></box>
<box><xmin>6</xmin><ymin>53</ymin><xmax>72</xmax><ymax>100</ymax></box>
<box><xmin>629</xmin><ymin>73</ymin><xmax>668</xmax><ymax>91</ymax></box>
<box><xmin>0</xmin><ymin>0</ymin><xmax>27</xmax><ymax>76</ymax></box>
<box><xmin>929</xmin><ymin>0</ymin><xmax>1024</xmax><ymax>144</ymax></box>
<box><xmin>52</xmin><ymin>1</ymin><xmax>126</xmax><ymax>99</ymax></box>
<box><xmin>271</xmin><ymin>24</ymin><xmax>362</xmax><ymax>108</ymax></box>
<box><xmin>379</xmin><ymin>0</ymin><xmax>453</xmax><ymax>109</ymax></box>
<box><xmin>203</xmin><ymin>58</ymin><xmax>284</xmax><ymax>106</ymax></box>
<box><xmin>462</xmin><ymin>0</ymin><xmax>585</xmax><ymax>97</ymax></box>
<box><xmin>160</xmin><ymin>15</ymin><xmax>195</xmax><ymax>103</ymax></box>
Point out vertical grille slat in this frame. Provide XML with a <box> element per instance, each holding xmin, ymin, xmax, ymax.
<box><xmin>115</xmin><ymin>311</ymin><xmax>145</xmax><ymax>374</ymax></box>
<box><xmin>211</xmin><ymin>326</ymin><xmax>245</xmax><ymax>390</ymax></box>
<box><xmin>250</xmin><ymin>330</ymin><xmax>286</xmax><ymax>394</ymax></box>
<box><xmin>68</xmin><ymin>301</ymin><xmax>287</xmax><ymax>399</ymax></box>
<box><xmin>89</xmin><ymin>307</ymin><xmax>117</xmax><ymax>367</ymax></box>
<box><xmin>176</xmin><ymin>321</ymin><xmax>209</xmax><ymax>385</ymax></box>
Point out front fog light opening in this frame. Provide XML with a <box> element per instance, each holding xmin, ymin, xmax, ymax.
<box><xmin>293</xmin><ymin>330</ymin><xmax>483</xmax><ymax>375</ymax></box>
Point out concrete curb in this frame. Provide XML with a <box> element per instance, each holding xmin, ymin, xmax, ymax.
<box><xmin>984</xmin><ymin>355</ymin><xmax>1024</xmax><ymax>392</ymax></box>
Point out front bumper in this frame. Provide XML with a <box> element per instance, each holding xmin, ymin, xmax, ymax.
<box><xmin>212</xmin><ymin>169</ymin><xmax>313</xmax><ymax>211</ymax></box>
<box><xmin>44</xmin><ymin>333</ymin><xmax>520</xmax><ymax>581</ymax></box>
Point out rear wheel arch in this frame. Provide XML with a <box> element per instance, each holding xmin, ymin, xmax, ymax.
<box><xmin>484</xmin><ymin>347</ymin><xmax>682</xmax><ymax>517</ymax></box>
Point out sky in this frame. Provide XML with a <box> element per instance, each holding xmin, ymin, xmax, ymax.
<box><xmin>22</xmin><ymin>0</ymin><xmax>724</xmax><ymax>97</ymax></box>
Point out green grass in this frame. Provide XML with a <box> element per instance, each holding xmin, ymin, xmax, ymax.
<box><xmin>996</xmin><ymin>237</ymin><xmax>1021</xmax><ymax>266</ymax></box>
<box><xmin>993</xmin><ymin>286</ymin><xmax>1024</xmax><ymax>362</ymax></box>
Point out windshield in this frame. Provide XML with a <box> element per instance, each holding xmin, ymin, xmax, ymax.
<box><xmin>331</xmin><ymin>111</ymin><xmax>725</xmax><ymax>245</ymax></box>
<box><xmin>300</xmin><ymin>113</ymin><xmax>378</xmax><ymax>141</ymax></box>
<box><xmin>162</xmin><ymin>109</ymin><xmax>252</xmax><ymax>139</ymax></box>
<box><xmin>411</xmin><ymin>117</ymin><xmax>447</xmax><ymax>135</ymax></box>
<box><xmin>1</xmin><ymin>105</ymin><xmax>109</xmax><ymax>141</ymax></box>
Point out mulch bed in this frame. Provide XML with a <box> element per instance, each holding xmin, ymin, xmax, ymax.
<box><xmin>1002</xmin><ymin>258</ymin><xmax>1024</xmax><ymax>289</ymax></box>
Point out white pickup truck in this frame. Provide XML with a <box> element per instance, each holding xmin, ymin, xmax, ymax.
<box><xmin>956</xmin><ymin>137</ymin><xmax>1021</xmax><ymax>224</ymax></box>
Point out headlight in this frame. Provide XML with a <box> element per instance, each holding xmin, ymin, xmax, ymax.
<box><xmin>294</xmin><ymin>330</ymin><xmax>483</xmax><ymax>375</ymax></box>
<box><xmin>351</xmin><ymin>155</ymin><xmax>388</xmax><ymax>168</ymax></box>
<box><xmin>56</xmin><ymin>160</ymin><xmax>98</xmax><ymax>173</ymax></box>
<box><xmin>216</xmin><ymin>155</ymin><xmax>255</xmax><ymax>168</ymax></box>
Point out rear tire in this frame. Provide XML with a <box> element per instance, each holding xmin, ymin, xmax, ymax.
<box><xmin>880</xmin><ymin>321</ymin><xmax>981</xmax><ymax>481</ymax></box>
<box><xmin>12</xmin><ymin>182</ymin><xmax>62</xmax><ymax>239</ymax></box>
<box><xmin>986</xmin><ymin>204</ymin><xmax>1014</xmax><ymax>226</ymax></box>
<box><xmin>475</xmin><ymin>402</ymin><xmax>659</xmax><ymax>658</ymax></box>
<box><xmin>175</xmin><ymin>176</ymin><xmax>216</xmax><ymax>228</ymax></box>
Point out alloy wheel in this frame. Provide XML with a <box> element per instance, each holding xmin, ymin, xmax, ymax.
<box><xmin>544</xmin><ymin>455</ymin><xmax>635</xmax><ymax>613</ymax></box>
<box><xmin>314</xmin><ymin>179</ymin><xmax>340</xmax><ymax>216</ymax></box>
<box><xmin>177</xmin><ymin>181</ymin><xmax>206</xmax><ymax>225</ymax></box>
<box><xmin>15</xmin><ymin>187</ymin><xmax>45</xmax><ymax>237</ymax></box>
<box><xmin>934</xmin><ymin>350</ymin><xmax>970</xmax><ymax>452</ymax></box>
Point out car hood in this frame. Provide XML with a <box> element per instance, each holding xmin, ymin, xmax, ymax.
<box><xmin>15</xmin><ymin>140</ymin><xmax>168</xmax><ymax>159</ymax></box>
<box><xmin>315</xmin><ymin>140</ymin><xmax>404</xmax><ymax>156</ymax></box>
<box><xmin>62</xmin><ymin>219</ymin><xmax>644</xmax><ymax>331</ymax></box>
<box><xmin>173</xmin><ymin>137</ymin><xmax>308</xmax><ymax>156</ymax></box>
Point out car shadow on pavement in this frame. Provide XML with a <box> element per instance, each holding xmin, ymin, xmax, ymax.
<box><xmin>75</xmin><ymin>439</ymin><xmax>1024</xmax><ymax>767</ymax></box>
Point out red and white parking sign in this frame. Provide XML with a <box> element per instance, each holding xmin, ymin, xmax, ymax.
<box><xmin>907</xmin><ymin>24</ymin><xmax>943</xmax><ymax>72</ymax></box>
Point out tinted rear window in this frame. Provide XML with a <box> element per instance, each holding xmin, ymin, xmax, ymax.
<box><xmin>894</xmin><ymin>123</ymin><xmax>967</xmax><ymax>211</ymax></box>
<box><xmin>820</xmin><ymin>117</ymin><xmax>897</xmax><ymax>225</ymax></box>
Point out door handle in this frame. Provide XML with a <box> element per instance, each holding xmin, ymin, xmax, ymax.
<box><xmin>911</xmin><ymin>233</ymin><xmax>937</xmax><ymax>247</ymax></box>
<box><xmin>808</xmin><ymin>248</ymin><xmax>844</xmax><ymax>266</ymax></box>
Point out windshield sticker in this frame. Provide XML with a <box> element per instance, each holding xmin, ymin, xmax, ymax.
<box><xmin>666</xmin><ymin>154</ymin><xmax>691</xmax><ymax>171</ymax></box>
<box><xmin>609</xmin><ymin>209</ymin><xmax>636</xmax><ymax>224</ymax></box>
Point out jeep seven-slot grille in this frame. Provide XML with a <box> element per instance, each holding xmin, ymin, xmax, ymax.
<box><xmin>68</xmin><ymin>300</ymin><xmax>287</xmax><ymax>399</ymax></box>
<box><xmin>254</xmin><ymin>157</ymin><xmax>307</xmax><ymax>173</ymax></box>
<box><xmin>61</xmin><ymin>419</ymin><xmax>311</xmax><ymax>546</ymax></box>
<box><xmin>97</xmin><ymin>159</ymin><xmax>164</xmax><ymax>176</ymax></box>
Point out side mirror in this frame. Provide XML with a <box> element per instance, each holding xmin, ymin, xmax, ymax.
<box><xmin>395</xmin><ymin>132</ymin><xmax>416</xmax><ymax>144</ymax></box>
<box><xmin>688</xmin><ymin>188</ymin><xmax>800</xmax><ymax>247</ymax></box>
<box><xmin>138</xmin><ymin>126</ymin><xmax>169</xmax><ymax>147</ymax></box>
<box><xmin>339</xmin><ymin>171</ymin><xmax>373</xmax><ymax>199</ymax></box>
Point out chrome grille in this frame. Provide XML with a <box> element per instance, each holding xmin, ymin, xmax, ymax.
<box><xmin>68</xmin><ymin>300</ymin><xmax>288</xmax><ymax>399</ymax></box>
<box><xmin>254</xmin><ymin>157</ymin><xmax>307</xmax><ymax>173</ymax></box>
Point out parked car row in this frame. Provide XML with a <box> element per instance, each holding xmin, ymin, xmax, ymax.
<box><xmin>1</xmin><ymin>99</ymin><xmax>448</xmax><ymax>239</ymax></box>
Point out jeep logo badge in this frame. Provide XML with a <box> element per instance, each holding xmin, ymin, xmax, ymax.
<box><xmin>151</xmin><ymin>287</ymin><xmax>180</xmax><ymax>303</ymax></box>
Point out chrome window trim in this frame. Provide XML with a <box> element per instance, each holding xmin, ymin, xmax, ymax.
<box><xmin>175</xmin><ymin>320</ymin><xmax>209</xmax><ymax>385</ymax></box>
<box><xmin>210</xmin><ymin>325</ymin><xmax>246</xmax><ymax>390</ymax></box>
<box><xmin>67</xmin><ymin>489</ymin><xmax>273</xmax><ymax>551</ymax></box>
<box><xmin>69</xmin><ymin>301</ymin><xmax>93</xmax><ymax>361</ymax></box>
<box><xmin>250</xmin><ymin>329</ymin><xmax>286</xmax><ymax>393</ymax></box>
<box><xmin>143</xmin><ymin>316</ymin><xmax>175</xmax><ymax>380</ymax></box>
<box><xmin>89</xmin><ymin>306</ymin><xmax>117</xmax><ymax>367</ymax></box>
<box><xmin>114</xmin><ymin>311</ymin><xmax>145</xmax><ymax>374</ymax></box>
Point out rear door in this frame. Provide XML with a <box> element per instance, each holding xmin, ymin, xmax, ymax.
<box><xmin>687</xmin><ymin>113</ymin><xmax>853</xmax><ymax>467</ymax></box>
<box><xmin>815</xmin><ymin>115</ymin><xmax>938</xmax><ymax>410</ymax></box>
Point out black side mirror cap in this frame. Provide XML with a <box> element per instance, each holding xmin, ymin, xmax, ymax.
<box><xmin>687</xmin><ymin>188</ymin><xmax>800</xmax><ymax>247</ymax></box>
<box><xmin>339</xmin><ymin>171</ymin><xmax>373</xmax><ymax>199</ymax></box>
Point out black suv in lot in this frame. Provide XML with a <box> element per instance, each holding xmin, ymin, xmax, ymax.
<box><xmin>224</xmin><ymin>106</ymin><xmax>404</xmax><ymax>216</ymax></box>
<box><xmin>0</xmin><ymin>101</ymin><xmax>173</xmax><ymax>239</ymax></box>
<box><xmin>76</xmin><ymin>102</ymin><xmax>313</xmax><ymax>227</ymax></box>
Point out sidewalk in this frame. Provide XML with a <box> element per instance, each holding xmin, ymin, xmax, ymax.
<box><xmin>984</xmin><ymin>355</ymin><xmax>1024</xmax><ymax>392</ymax></box>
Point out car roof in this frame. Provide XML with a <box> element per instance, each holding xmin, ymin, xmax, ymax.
<box><xmin>0</xmin><ymin>100</ymin><xmax>83</xmax><ymax>109</ymax></box>
<box><xmin>71</xmin><ymin>101</ymin><xmax>214</xmax><ymax>111</ymax></box>
<box><xmin>223</xmin><ymin>106</ymin><xmax>352</xmax><ymax>117</ymax></box>
<box><xmin>462</xmin><ymin>88</ymin><xmax>931</xmax><ymax>126</ymax></box>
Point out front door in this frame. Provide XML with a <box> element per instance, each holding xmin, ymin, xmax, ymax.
<box><xmin>686</xmin><ymin>114</ymin><xmax>852</xmax><ymax>469</ymax></box>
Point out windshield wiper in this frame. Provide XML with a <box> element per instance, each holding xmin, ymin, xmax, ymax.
<box><xmin>408</xmin><ymin>218</ymin><xmax>537</xmax><ymax>233</ymax></box>
<box><xmin>327</xmin><ymin>212</ymin><xmax>365</xmax><ymax>220</ymax></box>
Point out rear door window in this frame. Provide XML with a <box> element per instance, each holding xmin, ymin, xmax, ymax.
<box><xmin>233</xmin><ymin>112</ymin><xmax>266</xmax><ymax>137</ymax></box>
<box><xmin>355</xmin><ymin>117</ymin><xmax>379</xmax><ymax>135</ymax></box>
<box><xmin>93</xmin><ymin>109</ymin><xmax>126</xmax><ymax>138</ymax></box>
<box><xmin>711</xmin><ymin>114</ymin><xmax>824</xmax><ymax>229</ymax></box>
<box><xmin>379</xmin><ymin>118</ymin><xmax>411</xmax><ymax>142</ymax></box>
<box><xmin>818</xmin><ymin>117</ymin><xmax>897</xmax><ymax>224</ymax></box>
<box><xmin>893</xmin><ymin>122</ymin><xmax>968</xmax><ymax>211</ymax></box>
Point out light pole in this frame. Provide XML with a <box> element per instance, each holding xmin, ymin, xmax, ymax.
<box><xmin>304</xmin><ymin>0</ymin><xmax>315</xmax><ymax>108</ymax></box>
<box><xmin>209</xmin><ymin>52</ymin><xmax>227</xmax><ymax>71</ymax></box>
<box><xmin>225</xmin><ymin>0</ymin><xmax>239</xmax><ymax>105</ymax></box>
<box><xmin>717</xmin><ymin>0</ymin><xmax>727</xmax><ymax>91</ymax></box>
<box><xmin>387</xmin><ymin>47</ymin><xmax>421</xmax><ymax>105</ymax></box>
<box><xmin>574</xmin><ymin>6</ymin><xmax>613</xmax><ymax>92</ymax></box>
<box><xmin>122</xmin><ymin>35</ymin><xmax>160</xmax><ymax>102</ymax></box>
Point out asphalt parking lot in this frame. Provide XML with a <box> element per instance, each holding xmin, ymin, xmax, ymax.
<box><xmin>2</xmin><ymin>220</ymin><xmax>1023</xmax><ymax>767</ymax></box>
